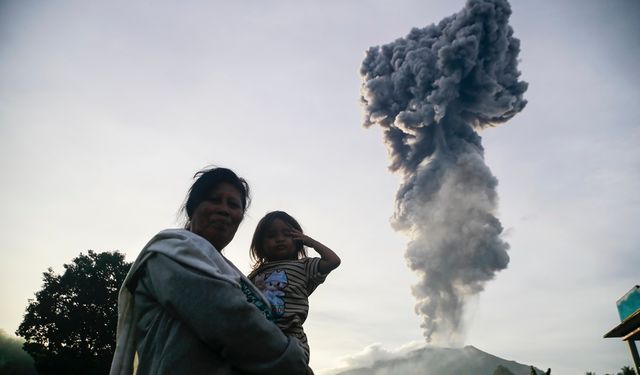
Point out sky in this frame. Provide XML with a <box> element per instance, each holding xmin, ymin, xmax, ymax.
<box><xmin>0</xmin><ymin>0</ymin><xmax>638</xmax><ymax>374</ymax></box>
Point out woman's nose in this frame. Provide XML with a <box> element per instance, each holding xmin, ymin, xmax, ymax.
<box><xmin>214</xmin><ymin>202</ymin><xmax>230</xmax><ymax>215</ymax></box>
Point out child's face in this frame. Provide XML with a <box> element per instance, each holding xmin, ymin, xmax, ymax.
<box><xmin>262</xmin><ymin>218</ymin><xmax>297</xmax><ymax>261</ymax></box>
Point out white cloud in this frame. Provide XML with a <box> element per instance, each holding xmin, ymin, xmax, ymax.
<box><xmin>319</xmin><ymin>341</ymin><xmax>426</xmax><ymax>375</ymax></box>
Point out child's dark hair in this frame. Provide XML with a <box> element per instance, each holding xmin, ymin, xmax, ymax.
<box><xmin>250</xmin><ymin>211</ymin><xmax>307</xmax><ymax>269</ymax></box>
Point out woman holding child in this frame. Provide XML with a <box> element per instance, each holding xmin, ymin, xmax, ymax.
<box><xmin>109</xmin><ymin>167</ymin><xmax>309</xmax><ymax>375</ymax></box>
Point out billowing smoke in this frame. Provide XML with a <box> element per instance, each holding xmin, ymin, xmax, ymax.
<box><xmin>360</xmin><ymin>0</ymin><xmax>527</xmax><ymax>344</ymax></box>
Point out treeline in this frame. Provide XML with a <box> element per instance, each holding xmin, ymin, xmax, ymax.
<box><xmin>585</xmin><ymin>367</ymin><xmax>637</xmax><ymax>375</ymax></box>
<box><xmin>492</xmin><ymin>364</ymin><xmax>637</xmax><ymax>375</ymax></box>
<box><xmin>3</xmin><ymin>250</ymin><xmax>637</xmax><ymax>375</ymax></box>
<box><xmin>3</xmin><ymin>251</ymin><xmax>130</xmax><ymax>375</ymax></box>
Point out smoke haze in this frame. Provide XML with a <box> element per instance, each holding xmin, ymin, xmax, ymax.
<box><xmin>0</xmin><ymin>330</ymin><xmax>37</xmax><ymax>375</ymax></box>
<box><xmin>360</xmin><ymin>0</ymin><xmax>527</xmax><ymax>344</ymax></box>
<box><xmin>328</xmin><ymin>343</ymin><xmax>537</xmax><ymax>375</ymax></box>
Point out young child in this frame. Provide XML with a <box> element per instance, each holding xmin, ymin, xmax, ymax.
<box><xmin>248</xmin><ymin>211</ymin><xmax>341</xmax><ymax>367</ymax></box>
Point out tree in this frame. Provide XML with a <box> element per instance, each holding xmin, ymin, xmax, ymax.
<box><xmin>617</xmin><ymin>366</ymin><xmax>637</xmax><ymax>375</ymax></box>
<box><xmin>493</xmin><ymin>365</ymin><xmax>515</xmax><ymax>375</ymax></box>
<box><xmin>16</xmin><ymin>251</ymin><xmax>131</xmax><ymax>375</ymax></box>
<box><xmin>530</xmin><ymin>366</ymin><xmax>551</xmax><ymax>375</ymax></box>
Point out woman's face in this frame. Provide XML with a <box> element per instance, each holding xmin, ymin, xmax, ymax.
<box><xmin>190</xmin><ymin>182</ymin><xmax>244</xmax><ymax>251</ymax></box>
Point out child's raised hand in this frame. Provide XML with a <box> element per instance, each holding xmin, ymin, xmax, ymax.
<box><xmin>285</xmin><ymin>227</ymin><xmax>317</xmax><ymax>248</ymax></box>
<box><xmin>285</xmin><ymin>227</ymin><xmax>341</xmax><ymax>274</ymax></box>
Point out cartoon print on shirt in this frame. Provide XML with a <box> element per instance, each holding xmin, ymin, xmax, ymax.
<box><xmin>239</xmin><ymin>279</ymin><xmax>275</xmax><ymax>322</ymax></box>
<box><xmin>254</xmin><ymin>270</ymin><xmax>288</xmax><ymax>317</ymax></box>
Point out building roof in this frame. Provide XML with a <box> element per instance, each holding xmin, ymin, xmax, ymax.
<box><xmin>604</xmin><ymin>309</ymin><xmax>640</xmax><ymax>341</ymax></box>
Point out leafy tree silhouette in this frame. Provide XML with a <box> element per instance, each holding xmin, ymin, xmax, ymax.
<box><xmin>530</xmin><ymin>366</ymin><xmax>551</xmax><ymax>375</ymax></box>
<box><xmin>617</xmin><ymin>366</ymin><xmax>637</xmax><ymax>375</ymax></box>
<box><xmin>16</xmin><ymin>251</ymin><xmax>130</xmax><ymax>375</ymax></box>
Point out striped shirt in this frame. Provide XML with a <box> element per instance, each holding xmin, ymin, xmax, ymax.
<box><xmin>248</xmin><ymin>257</ymin><xmax>327</xmax><ymax>363</ymax></box>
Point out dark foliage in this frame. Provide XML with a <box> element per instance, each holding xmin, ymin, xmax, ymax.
<box><xmin>530</xmin><ymin>366</ymin><xmax>552</xmax><ymax>375</ymax></box>
<box><xmin>618</xmin><ymin>366</ymin><xmax>637</xmax><ymax>375</ymax></box>
<box><xmin>16</xmin><ymin>251</ymin><xmax>131</xmax><ymax>375</ymax></box>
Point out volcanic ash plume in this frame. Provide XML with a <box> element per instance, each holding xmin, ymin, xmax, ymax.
<box><xmin>360</xmin><ymin>0</ymin><xmax>527</xmax><ymax>344</ymax></box>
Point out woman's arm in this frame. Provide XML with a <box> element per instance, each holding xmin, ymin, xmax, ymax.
<box><xmin>144</xmin><ymin>254</ymin><xmax>307</xmax><ymax>374</ymax></box>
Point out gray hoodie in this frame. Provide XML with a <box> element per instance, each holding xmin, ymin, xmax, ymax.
<box><xmin>109</xmin><ymin>229</ymin><xmax>307</xmax><ymax>375</ymax></box>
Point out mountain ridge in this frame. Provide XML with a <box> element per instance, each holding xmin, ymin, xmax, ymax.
<box><xmin>334</xmin><ymin>345</ymin><xmax>542</xmax><ymax>375</ymax></box>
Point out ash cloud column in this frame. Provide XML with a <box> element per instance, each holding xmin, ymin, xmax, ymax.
<box><xmin>360</xmin><ymin>0</ymin><xmax>527</xmax><ymax>344</ymax></box>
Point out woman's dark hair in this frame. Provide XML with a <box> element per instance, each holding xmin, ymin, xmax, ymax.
<box><xmin>182</xmin><ymin>167</ymin><xmax>250</xmax><ymax>227</ymax></box>
<box><xmin>250</xmin><ymin>211</ymin><xmax>307</xmax><ymax>269</ymax></box>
